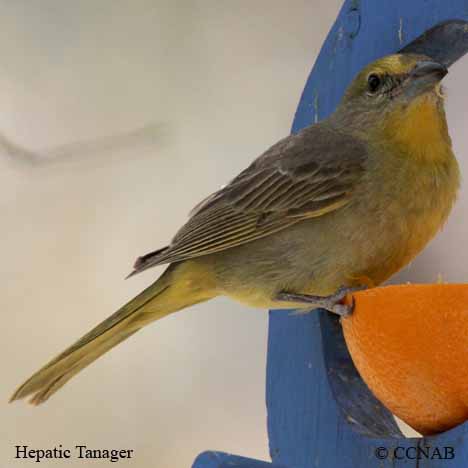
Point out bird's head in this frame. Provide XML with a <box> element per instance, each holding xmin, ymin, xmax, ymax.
<box><xmin>333</xmin><ymin>54</ymin><xmax>451</xmax><ymax>159</ymax></box>
<box><xmin>345</xmin><ymin>54</ymin><xmax>447</xmax><ymax>103</ymax></box>
<box><xmin>335</xmin><ymin>54</ymin><xmax>448</xmax><ymax>130</ymax></box>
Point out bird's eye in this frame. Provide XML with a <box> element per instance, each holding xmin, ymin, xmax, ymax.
<box><xmin>367</xmin><ymin>74</ymin><xmax>381</xmax><ymax>94</ymax></box>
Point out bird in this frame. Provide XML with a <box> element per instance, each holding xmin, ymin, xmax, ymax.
<box><xmin>10</xmin><ymin>53</ymin><xmax>460</xmax><ymax>405</ymax></box>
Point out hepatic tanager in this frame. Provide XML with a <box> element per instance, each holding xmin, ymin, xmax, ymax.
<box><xmin>11</xmin><ymin>53</ymin><xmax>459</xmax><ymax>405</ymax></box>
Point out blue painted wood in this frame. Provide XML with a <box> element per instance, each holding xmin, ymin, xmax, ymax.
<box><xmin>192</xmin><ymin>452</ymin><xmax>287</xmax><ymax>468</ymax></box>
<box><xmin>193</xmin><ymin>1</ymin><xmax>468</xmax><ymax>467</ymax></box>
<box><xmin>267</xmin><ymin>311</ymin><xmax>417</xmax><ymax>468</ymax></box>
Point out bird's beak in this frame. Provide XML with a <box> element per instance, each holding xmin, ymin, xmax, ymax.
<box><xmin>404</xmin><ymin>60</ymin><xmax>448</xmax><ymax>97</ymax></box>
<box><xmin>411</xmin><ymin>60</ymin><xmax>448</xmax><ymax>81</ymax></box>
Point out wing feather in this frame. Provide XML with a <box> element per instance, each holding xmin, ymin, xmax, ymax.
<box><xmin>129</xmin><ymin>124</ymin><xmax>368</xmax><ymax>275</ymax></box>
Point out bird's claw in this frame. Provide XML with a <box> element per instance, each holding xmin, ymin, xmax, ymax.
<box><xmin>331</xmin><ymin>295</ymin><xmax>356</xmax><ymax>317</ymax></box>
<box><xmin>277</xmin><ymin>285</ymin><xmax>365</xmax><ymax>317</ymax></box>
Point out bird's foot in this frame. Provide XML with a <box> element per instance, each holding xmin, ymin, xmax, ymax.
<box><xmin>277</xmin><ymin>285</ymin><xmax>367</xmax><ymax>317</ymax></box>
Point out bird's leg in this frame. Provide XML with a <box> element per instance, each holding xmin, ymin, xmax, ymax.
<box><xmin>276</xmin><ymin>285</ymin><xmax>367</xmax><ymax>317</ymax></box>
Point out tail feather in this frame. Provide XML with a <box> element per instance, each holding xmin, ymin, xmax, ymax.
<box><xmin>10</xmin><ymin>262</ymin><xmax>215</xmax><ymax>405</ymax></box>
<box><xmin>27</xmin><ymin>329</ymin><xmax>137</xmax><ymax>405</ymax></box>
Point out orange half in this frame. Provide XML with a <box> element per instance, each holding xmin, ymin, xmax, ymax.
<box><xmin>341</xmin><ymin>284</ymin><xmax>468</xmax><ymax>435</ymax></box>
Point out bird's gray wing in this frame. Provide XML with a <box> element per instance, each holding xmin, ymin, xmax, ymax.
<box><xmin>131</xmin><ymin>124</ymin><xmax>367</xmax><ymax>274</ymax></box>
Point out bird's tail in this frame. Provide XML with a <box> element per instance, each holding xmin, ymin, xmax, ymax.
<box><xmin>10</xmin><ymin>261</ymin><xmax>216</xmax><ymax>405</ymax></box>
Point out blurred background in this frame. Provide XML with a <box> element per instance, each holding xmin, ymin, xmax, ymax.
<box><xmin>2</xmin><ymin>1</ymin><xmax>468</xmax><ymax>467</ymax></box>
